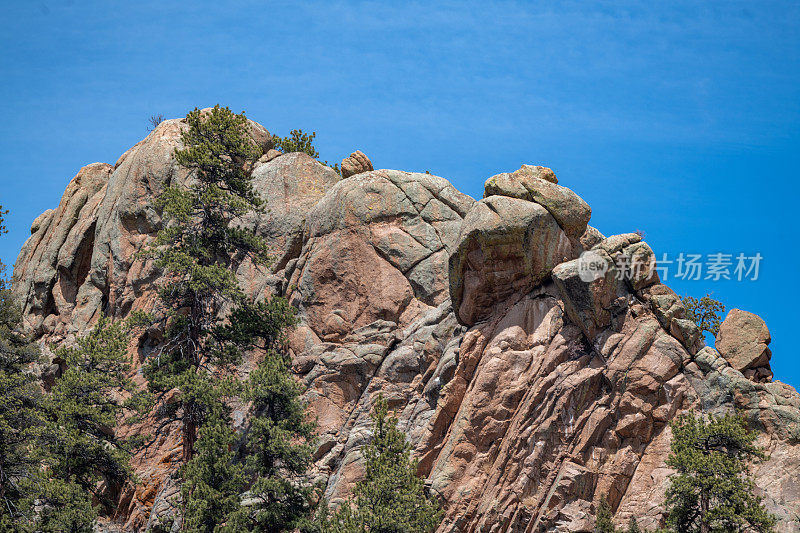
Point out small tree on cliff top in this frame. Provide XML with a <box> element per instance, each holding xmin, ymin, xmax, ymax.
<box><xmin>680</xmin><ymin>294</ymin><xmax>725</xmax><ymax>337</ymax></box>
<box><xmin>273</xmin><ymin>129</ymin><xmax>341</xmax><ymax>175</ymax></box>
<box><xmin>665</xmin><ymin>411</ymin><xmax>776</xmax><ymax>533</ymax></box>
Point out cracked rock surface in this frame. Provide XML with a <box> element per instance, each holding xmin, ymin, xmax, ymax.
<box><xmin>13</xmin><ymin>116</ymin><xmax>800</xmax><ymax>532</ymax></box>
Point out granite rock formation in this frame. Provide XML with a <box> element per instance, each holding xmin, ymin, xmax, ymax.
<box><xmin>12</xmin><ymin>116</ymin><xmax>800</xmax><ymax>531</ymax></box>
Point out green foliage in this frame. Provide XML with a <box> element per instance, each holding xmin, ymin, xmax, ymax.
<box><xmin>315</xmin><ymin>395</ymin><xmax>441</xmax><ymax>533</ymax></box>
<box><xmin>681</xmin><ymin>294</ymin><xmax>725</xmax><ymax>337</ymax></box>
<box><xmin>272</xmin><ymin>129</ymin><xmax>341</xmax><ymax>175</ymax></box>
<box><xmin>225</xmin><ymin>346</ymin><xmax>314</xmax><ymax>531</ymax></box>
<box><xmin>665</xmin><ymin>411</ymin><xmax>776</xmax><ymax>533</ymax></box>
<box><xmin>627</xmin><ymin>517</ymin><xmax>642</xmax><ymax>533</ymax></box>
<box><xmin>142</xmin><ymin>105</ymin><xmax>270</xmax><ymax>462</ymax></box>
<box><xmin>144</xmin><ymin>106</ymin><xmax>312</xmax><ymax>531</ymax></box>
<box><xmin>43</xmin><ymin>316</ymin><xmax>145</xmax><ymax>486</ymax></box>
<box><xmin>0</xmin><ymin>216</ymin><xmax>42</xmax><ymax>529</ymax></box>
<box><xmin>182</xmin><ymin>406</ymin><xmax>246</xmax><ymax>533</ymax></box>
<box><xmin>594</xmin><ymin>494</ymin><xmax>616</xmax><ymax>533</ymax></box>
<box><xmin>273</xmin><ymin>129</ymin><xmax>320</xmax><ymax>159</ymax></box>
<box><xmin>34</xmin><ymin>315</ymin><xmax>146</xmax><ymax>527</ymax></box>
<box><xmin>28</xmin><ymin>477</ymin><xmax>97</xmax><ymax>533</ymax></box>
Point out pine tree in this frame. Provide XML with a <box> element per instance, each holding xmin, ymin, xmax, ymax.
<box><xmin>29</xmin><ymin>478</ymin><xmax>96</xmax><ymax>533</ymax></box>
<box><xmin>272</xmin><ymin>129</ymin><xmax>341</xmax><ymax>175</ymax></box>
<box><xmin>143</xmin><ymin>106</ymin><xmax>310</xmax><ymax>530</ymax></box>
<box><xmin>181</xmin><ymin>403</ymin><xmax>246</xmax><ymax>533</ymax></box>
<box><xmin>273</xmin><ymin>129</ymin><xmax>320</xmax><ymax>159</ymax></box>
<box><xmin>142</xmin><ymin>105</ymin><xmax>267</xmax><ymax>463</ymax></box>
<box><xmin>217</xmin><ymin>298</ymin><xmax>314</xmax><ymax>532</ymax></box>
<box><xmin>0</xmin><ymin>207</ymin><xmax>43</xmax><ymax>531</ymax></box>
<box><xmin>35</xmin><ymin>315</ymin><xmax>146</xmax><ymax>528</ymax></box>
<box><xmin>665</xmin><ymin>411</ymin><xmax>776</xmax><ymax>533</ymax></box>
<box><xmin>680</xmin><ymin>294</ymin><xmax>725</xmax><ymax>337</ymax></box>
<box><xmin>594</xmin><ymin>494</ymin><xmax>616</xmax><ymax>533</ymax></box>
<box><xmin>627</xmin><ymin>517</ymin><xmax>641</xmax><ymax>533</ymax></box>
<box><xmin>318</xmin><ymin>395</ymin><xmax>441</xmax><ymax>533</ymax></box>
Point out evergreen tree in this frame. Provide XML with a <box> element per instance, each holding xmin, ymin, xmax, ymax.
<box><xmin>181</xmin><ymin>403</ymin><xmax>246</xmax><ymax>533</ymax></box>
<box><xmin>143</xmin><ymin>106</ymin><xmax>310</xmax><ymax>530</ymax></box>
<box><xmin>273</xmin><ymin>129</ymin><xmax>320</xmax><ymax>159</ymax></box>
<box><xmin>317</xmin><ymin>395</ymin><xmax>441</xmax><ymax>533</ymax></box>
<box><xmin>30</xmin><ymin>478</ymin><xmax>96</xmax><ymax>533</ymax></box>
<box><xmin>142</xmin><ymin>105</ymin><xmax>267</xmax><ymax>463</ymax></box>
<box><xmin>680</xmin><ymin>294</ymin><xmax>725</xmax><ymax>337</ymax></box>
<box><xmin>594</xmin><ymin>494</ymin><xmax>616</xmax><ymax>533</ymax></box>
<box><xmin>665</xmin><ymin>411</ymin><xmax>776</xmax><ymax>533</ymax></box>
<box><xmin>35</xmin><ymin>315</ymin><xmax>146</xmax><ymax>528</ymax></box>
<box><xmin>272</xmin><ymin>129</ymin><xmax>340</xmax><ymax>175</ymax></box>
<box><xmin>627</xmin><ymin>517</ymin><xmax>641</xmax><ymax>533</ymax></box>
<box><xmin>218</xmin><ymin>298</ymin><xmax>314</xmax><ymax>532</ymax></box>
<box><xmin>0</xmin><ymin>207</ymin><xmax>43</xmax><ymax>531</ymax></box>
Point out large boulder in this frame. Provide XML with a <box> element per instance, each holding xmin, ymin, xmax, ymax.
<box><xmin>551</xmin><ymin>248</ymin><xmax>624</xmax><ymax>340</ymax></box>
<box><xmin>484</xmin><ymin>165</ymin><xmax>591</xmax><ymax>239</ymax></box>
<box><xmin>286</xmin><ymin>169</ymin><xmax>473</xmax><ymax>341</ymax></box>
<box><xmin>715</xmin><ymin>309</ymin><xmax>772</xmax><ymax>382</ymax></box>
<box><xmin>448</xmin><ymin>195</ymin><xmax>576</xmax><ymax>326</ymax></box>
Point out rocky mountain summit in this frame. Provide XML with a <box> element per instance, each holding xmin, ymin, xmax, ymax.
<box><xmin>12</xmin><ymin>116</ymin><xmax>800</xmax><ymax>531</ymax></box>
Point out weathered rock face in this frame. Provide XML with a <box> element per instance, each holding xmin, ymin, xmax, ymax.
<box><xmin>12</xmin><ymin>116</ymin><xmax>800</xmax><ymax>532</ymax></box>
<box><xmin>715</xmin><ymin>308</ymin><xmax>773</xmax><ymax>382</ymax></box>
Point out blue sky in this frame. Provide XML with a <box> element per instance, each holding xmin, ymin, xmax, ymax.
<box><xmin>1</xmin><ymin>1</ymin><xmax>798</xmax><ymax>385</ymax></box>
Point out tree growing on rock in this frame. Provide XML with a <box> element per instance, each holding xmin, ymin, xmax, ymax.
<box><xmin>273</xmin><ymin>129</ymin><xmax>340</xmax><ymax>175</ymax></box>
<box><xmin>593</xmin><ymin>494</ymin><xmax>616</xmax><ymax>533</ymax></box>
<box><xmin>314</xmin><ymin>395</ymin><xmax>441</xmax><ymax>533</ymax></box>
<box><xmin>626</xmin><ymin>517</ymin><xmax>642</xmax><ymax>533</ymax></box>
<box><xmin>0</xmin><ymin>207</ymin><xmax>44</xmax><ymax>531</ymax></box>
<box><xmin>143</xmin><ymin>106</ymin><xmax>312</xmax><ymax>530</ymax></box>
<box><xmin>212</xmin><ymin>299</ymin><xmax>315</xmax><ymax>533</ymax></box>
<box><xmin>33</xmin><ymin>315</ymin><xmax>147</xmax><ymax>530</ymax></box>
<box><xmin>181</xmin><ymin>401</ymin><xmax>246</xmax><ymax>533</ymax></box>
<box><xmin>665</xmin><ymin>411</ymin><xmax>776</xmax><ymax>533</ymax></box>
<box><xmin>142</xmin><ymin>104</ymin><xmax>268</xmax><ymax>463</ymax></box>
<box><xmin>680</xmin><ymin>294</ymin><xmax>725</xmax><ymax>337</ymax></box>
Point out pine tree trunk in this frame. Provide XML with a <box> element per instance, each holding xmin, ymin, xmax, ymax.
<box><xmin>181</xmin><ymin>301</ymin><xmax>202</xmax><ymax>463</ymax></box>
<box><xmin>182</xmin><ymin>405</ymin><xmax>196</xmax><ymax>462</ymax></box>
<box><xmin>700</xmin><ymin>494</ymin><xmax>710</xmax><ymax>533</ymax></box>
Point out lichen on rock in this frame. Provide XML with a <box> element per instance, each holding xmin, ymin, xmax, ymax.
<box><xmin>12</xmin><ymin>121</ymin><xmax>800</xmax><ymax>532</ymax></box>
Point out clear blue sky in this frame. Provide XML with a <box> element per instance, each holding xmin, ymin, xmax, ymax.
<box><xmin>1</xmin><ymin>1</ymin><xmax>798</xmax><ymax>386</ymax></box>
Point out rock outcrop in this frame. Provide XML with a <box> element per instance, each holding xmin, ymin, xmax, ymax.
<box><xmin>12</xmin><ymin>115</ymin><xmax>800</xmax><ymax>532</ymax></box>
<box><xmin>715</xmin><ymin>309</ymin><xmax>773</xmax><ymax>382</ymax></box>
<box><xmin>340</xmin><ymin>150</ymin><xmax>374</xmax><ymax>179</ymax></box>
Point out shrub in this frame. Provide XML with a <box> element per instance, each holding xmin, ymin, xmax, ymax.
<box><xmin>148</xmin><ymin>113</ymin><xmax>165</xmax><ymax>131</ymax></box>
<box><xmin>680</xmin><ymin>293</ymin><xmax>725</xmax><ymax>337</ymax></box>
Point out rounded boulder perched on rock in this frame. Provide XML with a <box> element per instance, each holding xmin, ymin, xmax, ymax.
<box><xmin>340</xmin><ymin>150</ymin><xmax>374</xmax><ymax>179</ymax></box>
<box><xmin>449</xmin><ymin>195</ymin><xmax>576</xmax><ymax>325</ymax></box>
<box><xmin>715</xmin><ymin>309</ymin><xmax>773</xmax><ymax>382</ymax></box>
<box><xmin>484</xmin><ymin>165</ymin><xmax>591</xmax><ymax>239</ymax></box>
